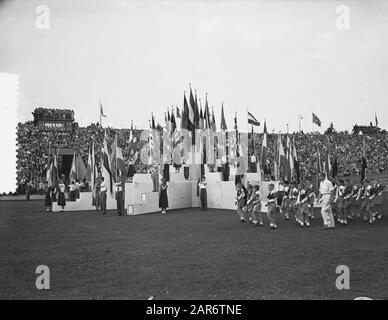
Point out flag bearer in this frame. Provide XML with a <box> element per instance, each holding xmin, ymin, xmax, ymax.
<box><xmin>266</xmin><ymin>183</ymin><xmax>278</xmax><ymax>229</ymax></box>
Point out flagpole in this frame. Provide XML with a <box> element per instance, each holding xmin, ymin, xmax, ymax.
<box><xmin>99</xmin><ymin>99</ymin><xmax>102</xmax><ymax>127</ymax></box>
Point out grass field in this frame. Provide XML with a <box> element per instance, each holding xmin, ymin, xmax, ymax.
<box><xmin>1</xmin><ymin>200</ymin><xmax>388</xmax><ymax>300</ymax></box>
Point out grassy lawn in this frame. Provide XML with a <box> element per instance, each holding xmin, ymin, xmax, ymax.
<box><xmin>1</xmin><ymin>200</ymin><xmax>387</xmax><ymax>300</ymax></box>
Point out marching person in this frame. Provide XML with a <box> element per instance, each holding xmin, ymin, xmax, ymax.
<box><xmin>289</xmin><ymin>181</ymin><xmax>299</xmax><ymax>224</ymax></box>
<box><xmin>198</xmin><ymin>175</ymin><xmax>208</xmax><ymax>211</ymax></box>
<box><xmin>245</xmin><ymin>183</ymin><xmax>254</xmax><ymax>223</ymax></box>
<box><xmin>248</xmin><ymin>184</ymin><xmax>263</xmax><ymax>226</ymax></box>
<box><xmin>336</xmin><ymin>179</ymin><xmax>347</xmax><ymax>225</ymax></box>
<box><xmin>57</xmin><ymin>179</ymin><xmax>66</xmax><ymax>212</ymax></box>
<box><xmin>373</xmin><ymin>181</ymin><xmax>385</xmax><ymax>220</ymax></box>
<box><xmin>99</xmin><ymin>177</ymin><xmax>107</xmax><ymax>215</ymax></box>
<box><xmin>159</xmin><ymin>178</ymin><xmax>169</xmax><ymax>214</ymax></box>
<box><xmin>265</xmin><ymin>183</ymin><xmax>278</xmax><ymax>229</ymax></box>
<box><xmin>280</xmin><ymin>180</ymin><xmax>290</xmax><ymax>220</ymax></box>
<box><xmin>115</xmin><ymin>176</ymin><xmax>125</xmax><ymax>216</ymax></box>
<box><xmin>44</xmin><ymin>183</ymin><xmax>52</xmax><ymax>213</ymax></box>
<box><xmin>317</xmin><ymin>172</ymin><xmax>335</xmax><ymax>230</ymax></box>
<box><xmin>296</xmin><ymin>182</ymin><xmax>310</xmax><ymax>227</ymax></box>
<box><xmin>306</xmin><ymin>181</ymin><xmax>316</xmax><ymax>219</ymax></box>
<box><xmin>235</xmin><ymin>182</ymin><xmax>247</xmax><ymax>223</ymax></box>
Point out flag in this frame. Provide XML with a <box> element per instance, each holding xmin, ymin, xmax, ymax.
<box><xmin>87</xmin><ymin>147</ymin><xmax>92</xmax><ymax>181</ymax></box>
<box><xmin>75</xmin><ymin>150</ymin><xmax>87</xmax><ymax>181</ymax></box>
<box><xmin>171</xmin><ymin>110</ymin><xmax>177</xmax><ymax>134</ymax></box>
<box><xmin>199</xmin><ymin>104</ymin><xmax>204</xmax><ymax>129</ymax></box>
<box><xmin>361</xmin><ymin>156</ymin><xmax>367</xmax><ymax>182</ymax></box>
<box><xmin>52</xmin><ymin>150</ymin><xmax>58</xmax><ymax>188</ymax></box>
<box><xmin>205</xmin><ymin>93</ymin><xmax>211</xmax><ymax>129</ymax></box>
<box><xmin>90</xmin><ymin>141</ymin><xmax>95</xmax><ymax>190</ymax></box>
<box><xmin>291</xmin><ymin>137</ymin><xmax>300</xmax><ymax>183</ymax></box>
<box><xmin>312</xmin><ymin>112</ymin><xmax>321</xmax><ymax>127</ymax></box>
<box><xmin>194</xmin><ymin>91</ymin><xmax>200</xmax><ymax>129</ymax></box>
<box><xmin>260</xmin><ymin>121</ymin><xmax>268</xmax><ymax>168</ymax></box>
<box><xmin>331</xmin><ymin>156</ymin><xmax>338</xmax><ymax>179</ymax></box>
<box><xmin>116</xmin><ymin>144</ymin><xmax>127</xmax><ymax>177</ymax></box>
<box><xmin>375</xmin><ymin>111</ymin><xmax>378</xmax><ymax>127</ymax></box>
<box><xmin>211</xmin><ymin>107</ymin><xmax>216</xmax><ymax>131</ymax></box>
<box><xmin>286</xmin><ymin>135</ymin><xmax>294</xmax><ymax>180</ymax></box>
<box><xmin>100</xmin><ymin>101</ymin><xmax>106</xmax><ymax>117</ymax></box>
<box><xmin>278</xmin><ymin>134</ymin><xmax>290</xmax><ymax>180</ymax></box>
<box><xmin>46</xmin><ymin>147</ymin><xmax>52</xmax><ymax>187</ymax></box>
<box><xmin>316</xmin><ymin>148</ymin><xmax>322</xmax><ymax>188</ymax></box>
<box><xmin>323</xmin><ymin>148</ymin><xmax>331</xmax><ymax>178</ymax></box>
<box><xmin>102</xmin><ymin>132</ymin><xmax>114</xmax><ymax>196</ymax></box>
<box><xmin>151</xmin><ymin>113</ymin><xmax>156</xmax><ymax>129</ymax></box>
<box><xmin>247</xmin><ymin>111</ymin><xmax>260</xmax><ymax>126</ymax></box>
<box><xmin>128</xmin><ymin>121</ymin><xmax>136</xmax><ymax>143</ymax></box>
<box><xmin>69</xmin><ymin>150</ymin><xmax>77</xmax><ymax>182</ymax></box>
<box><xmin>189</xmin><ymin>86</ymin><xmax>195</xmax><ymax>126</ymax></box>
<box><xmin>176</xmin><ymin>106</ymin><xmax>181</xmax><ymax>118</ymax></box>
<box><xmin>220</xmin><ymin>103</ymin><xmax>227</xmax><ymax>131</ymax></box>
<box><xmin>181</xmin><ymin>93</ymin><xmax>190</xmax><ymax>130</ymax></box>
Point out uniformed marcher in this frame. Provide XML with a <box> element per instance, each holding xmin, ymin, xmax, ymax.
<box><xmin>99</xmin><ymin>177</ymin><xmax>107</xmax><ymax>215</ymax></box>
<box><xmin>115</xmin><ymin>176</ymin><xmax>125</xmax><ymax>216</ymax></box>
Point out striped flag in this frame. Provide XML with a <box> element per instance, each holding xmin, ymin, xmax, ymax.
<box><xmin>102</xmin><ymin>132</ymin><xmax>114</xmax><ymax>197</ymax></box>
<box><xmin>247</xmin><ymin>111</ymin><xmax>260</xmax><ymax>126</ymax></box>
<box><xmin>312</xmin><ymin>112</ymin><xmax>321</xmax><ymax>127</ymax></box>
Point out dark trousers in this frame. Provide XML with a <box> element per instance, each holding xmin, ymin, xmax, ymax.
<box><xmin>200</xmin><ymin>189</ymin><xmax>207</xmax><ymax>211</ymax></box>
<box><xmin>116</xmin><ymin>191</ymin><xmax>124</xmax><ymax>216</ymax></box>
<box><xmin>99</xmin><ymin>191</ymin><xmax>107</xmax><ymax>215</ymax></box>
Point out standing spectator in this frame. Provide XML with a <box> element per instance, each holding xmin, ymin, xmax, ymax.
<box><xmin>198</xmin><ymin>175</ymin><xmax>208</xmax><ymax>211</ymax></box>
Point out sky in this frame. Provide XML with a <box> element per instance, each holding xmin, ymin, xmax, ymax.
<box><xmin>1</xmin><ymin>0</ymin><xmax>388</xmax><ymax>134</ymax></box>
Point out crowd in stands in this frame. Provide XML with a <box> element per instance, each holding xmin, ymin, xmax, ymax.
<box><xmin>32</xmin><ymin>108</ymin><xmax>75</xmax><ymax>121</ymax></box>
<box><xmin>15</xmin><ymin>119</ymin><xmax>388</xmax><ymax>194</ymax></box>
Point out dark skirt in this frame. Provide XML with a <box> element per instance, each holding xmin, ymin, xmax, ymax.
<box><xmin>159</xmin><ymin>190</ymin><xmax>168</xmax><ymax>209</ymax></box>
<box><xmin>128</xmin><ymin>165</ymin><xmax>136</xmax><ymax>178</ymax></box>
<box><xmin>58</xmin><ymin>192</ymin><xmax>66</xmax><ymax>207</ymax></box>
<box><xmin>44</xmin><ymin>192</ymin><xmax>52</xmax><ymax>207</ymax></box>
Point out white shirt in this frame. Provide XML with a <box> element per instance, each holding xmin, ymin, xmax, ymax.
<box><xmin>319</xmin><ymin>179</ymin><xmax>334</xmax><ymax>195</ymax></box>
<box><xmin>100</xmin><ymin>181</ymin><xmax>107</xmax><ymax>192</ymax></box>
<box><xmin>199</xmin><ymin>181</ymin><xmax>207</xmax><ymax>189</ymax></box>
